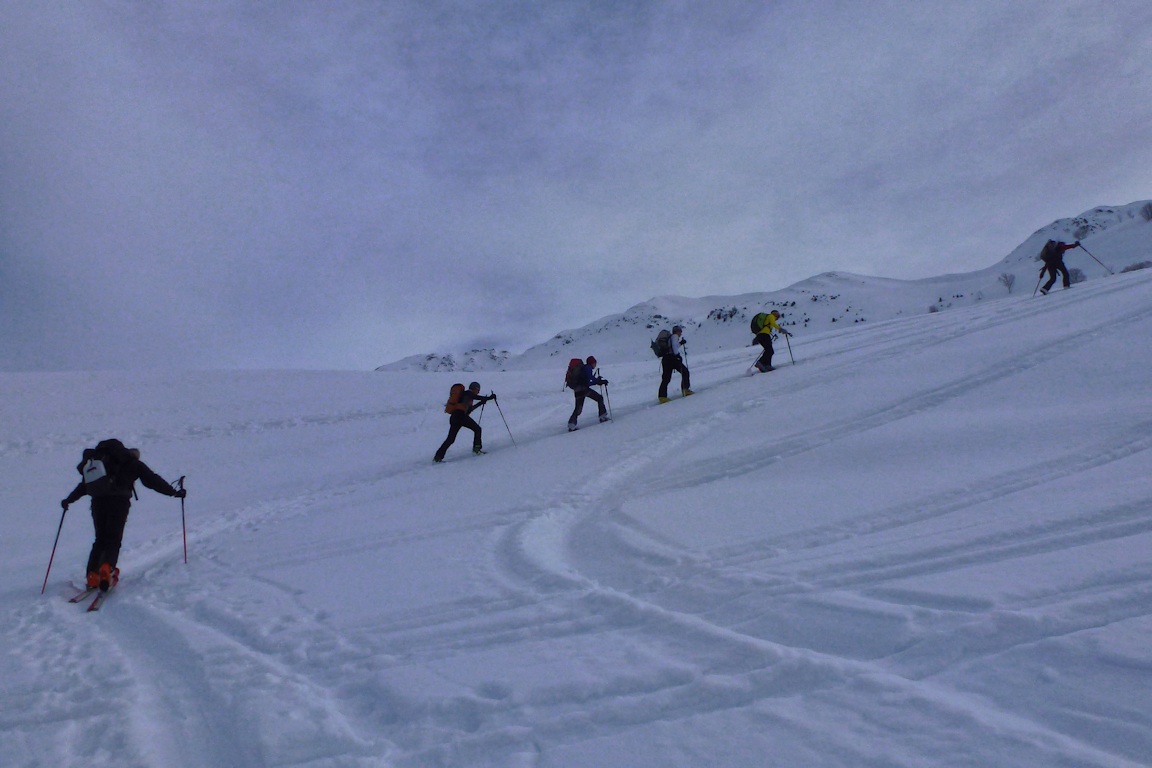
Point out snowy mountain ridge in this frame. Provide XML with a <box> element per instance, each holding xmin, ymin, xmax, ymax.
<box><xmin>380</xmin><ymin>199</ymin><xmax>1151</xmax><ymax>372</ymax></box>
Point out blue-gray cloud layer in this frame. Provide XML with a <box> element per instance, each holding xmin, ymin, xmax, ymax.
<box><xmin>2</xmin><ymin>1</ymin><xmax>1150</xmax><ymax>369</ymax></box>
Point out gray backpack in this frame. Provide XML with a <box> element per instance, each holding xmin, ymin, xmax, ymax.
<box><xmin>650</xmin><ymin>329</ymin><xmax>673</xmax><ymax>357</ymax></box>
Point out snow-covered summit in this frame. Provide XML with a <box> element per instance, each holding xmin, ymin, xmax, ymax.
<box><xmin>380</xmin><ymin>348</ymin><xmax>514</xmax><ymax>373</ymax></box>
<box><xmin>379</xmin><ymin>200</ymin><xmax>1151</xmax><ymax>372</ymax></box>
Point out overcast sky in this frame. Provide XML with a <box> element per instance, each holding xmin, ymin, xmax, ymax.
<box><xmin>2</xmin><ymin>1</ymin><xmax>1150</xmax><ymax>371</ymax></box>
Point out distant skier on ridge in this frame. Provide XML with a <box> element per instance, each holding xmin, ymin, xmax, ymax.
<box><xmin>1038</xmin><ymin>239</ymin><xmax>1080</xmax><ymax>295</ymax></box>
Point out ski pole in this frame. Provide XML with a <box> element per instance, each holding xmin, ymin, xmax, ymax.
<box><xmin>177</xmin><ymin>476</ymin><xmax>187</xmax><ymax>564</ymax></box>
<box><xmin>597</xmin><ymin>368</ymin><xmax>613</xmax><ymax>419</ymax></box>
<box><xmin>784</xmin><ymin>333</ymin><xmax>795</xmax><ymax>365</ymax></box>
<box><xmin>492</xmin><ymin>396</ymin><xmax>517</xmax><ymax>445</ymax></box>
<box><xmin>1078</xmin><ymin>243</ymin><xmax>1114</xmax><ymax>274</ymax></box>
<box><xmin>41</xmin><ymin>507</ymin><xmax>68</xmax><ymax>594</ymax></box>
<box><xmin>1032</xmin><ymin>271</ymin><xmax>1044</xmax><ymax>298</ymax></box>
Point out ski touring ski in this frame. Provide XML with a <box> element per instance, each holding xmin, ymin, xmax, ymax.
<box><xmin>567</xmin><ymin>416</ymin><xmax>611</xmax><ymax>433</ymax></box>
<box><xmin>87</xmin><ymin>584</ymin><xmax>116</xmax><ymax>612</ymax></box>
<box><xmin>434</xmin><ymin>449</ymin><xmax>487</xmax><ymax>464</ymax></box>
<box><xmin>72</xmin><ymin>568</ymin><xmax>119</xmax><ymax>610</ymax></box>
<box><xmin>68</xmin><ymin>586</ymin><xmax>97</xmax><ymax>603</ymax></box>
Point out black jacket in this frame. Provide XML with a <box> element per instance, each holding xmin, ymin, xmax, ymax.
<box><xmin>1041</xmin><ymin>240</ymin><xmax>1076</xmax><ymax>265</ymax></box>
<box><xmin>64</xmin><ymin>456</ymin><xmax>179</xmax><ymax>506</ymax></box>
<box><xmin>461</xmin><ymin>390</ymin><xmax>493</xmax><ymax>414</ymax></box>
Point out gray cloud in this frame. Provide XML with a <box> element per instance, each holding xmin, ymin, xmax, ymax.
<box><xmin>2</xmin><ymin>1</ymin><xmax>1150</xmax><ymax>370</ymax></box>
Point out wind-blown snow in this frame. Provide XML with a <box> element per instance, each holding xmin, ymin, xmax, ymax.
<box><xmin>3</xmin><ymin>270</ymin><xmax>1152</xmax><ymax>766</ymax></box>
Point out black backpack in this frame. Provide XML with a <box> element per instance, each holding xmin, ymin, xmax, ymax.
<box><xmin>1039</xmin><ymin>240</ymin><xmax>1061</xmax><ymax>263</ymax></box>
<box><xmin>650</xmin><ymin>330</ymin><xmax>672</xmax><ymax>357</ymax></box>
<box><xmin>77</xmin><ymin>439</ymin><xmax>132</xmax><ymax>497</ymax></box>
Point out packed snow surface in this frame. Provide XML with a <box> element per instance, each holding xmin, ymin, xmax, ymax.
<box><xmin>3</xmin><ymin>270</ymin><xmax>1151</xmax><ymax>767</ymax></box>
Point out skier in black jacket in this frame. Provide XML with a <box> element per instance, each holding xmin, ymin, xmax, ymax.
<box><xmin>435</xmin><ymin>382</ymin><xmax>495</xmax><ymax>462</ymax></box>
<box><xmin>1039</xmin><ymin>239</ymin><xmax>1080</xmax><ymax>294</ymax></box>
<box><xmin>61</xmin><ymin>439</ymin><xmax>185</xmax><ymax>591</ymax></box>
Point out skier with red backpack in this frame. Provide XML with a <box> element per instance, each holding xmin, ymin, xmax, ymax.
<box><xmin>434</xmin><ymin>381</ymin><xmax>496</xmax><ymax>462</ymax></box>
<box><xmin>60</xmin><ymin>438</ymin><xmax>186</xmax><ymax>592</ymax></box>
<box><xmin>565</xmin><ymin>356</ymin><xmax>610</xmax><ymax>432</ymax></box>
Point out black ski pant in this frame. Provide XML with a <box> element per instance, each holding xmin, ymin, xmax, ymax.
<box><xmin>659</xmin><ymin>355</ymin><xmax>691</xmax><ymax>398</ymax></box>
<box><xmin>1041</xmin><ymin>259</ymin><xmax>1070</xmax><ymax>292</ymax></box>
<box><xmin>754</xmin><ymin>332</ymin><xmax>775</xmax><ymax>371</ymax></box>
<box><xmin>435</xmin><ymin>411</ymin><xmax>482</xmax><ymax>461</ymax></box>
<box><xmin>87</xmin><ymin>496</ymin><xmax>132</xmax><ymax>574</ymax></box>
<box><xmin>568</xmin><ymin>388</ymin><xmax>606</xmax><ymax>427</ymax></box>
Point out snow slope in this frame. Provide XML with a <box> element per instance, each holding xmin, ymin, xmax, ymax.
<box><xmin>380</xmin><ymin>200</ymin><xmax>1151</xmax><ymax>373</ymax></box>
<box><xmin>3</xmin><ymin>268</ymin><xmax>1152</xmax><ymax>767</ymax></box>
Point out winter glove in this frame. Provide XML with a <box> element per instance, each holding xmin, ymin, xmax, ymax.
<box><xmin>599</xmin><ymin>379</ymin><xmax>609</xmax><ymax>385</ymax></box>
<box><xmin>61</xmin><ymin>500</ymin><xmax>69</xmax><ymax>511</ymax></box>
<box><xmin>173</xmin><ymin>489</ymin><xmax>187</xmax><ymax>499</ymax></box>
<box><xmin>1074</xmin><ymin>240</ymin><xmax>1081</xmax><ymax>247</ymax></box>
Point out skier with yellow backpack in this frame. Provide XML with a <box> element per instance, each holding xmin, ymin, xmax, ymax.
<box><xmin>749</xmin><ymin>310</ymin><xmax>793</xmax><ymax>374</ymax></box>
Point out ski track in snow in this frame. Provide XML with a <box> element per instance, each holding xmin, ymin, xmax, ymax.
<box><xmin>459</xmin><ymin>280</ymin><xmax>1152</xmax><ymax>766</ymax></box>
<box><xmin>4</xmin><ymin>272</ymin><xmax>1152</xmax><ymax>766</ymax></box>
<box><xmin>342</xmin><ymin>284</ymin><xmax>1150</xmax><ymax>764</ymax></box>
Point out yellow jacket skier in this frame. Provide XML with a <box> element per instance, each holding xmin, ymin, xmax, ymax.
<box><xmin>751</xmin><ymin>310</ymin><xmax>791</xmax><ymax>373</ymax></box>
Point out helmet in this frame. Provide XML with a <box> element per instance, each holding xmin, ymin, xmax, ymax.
<box><xmin>586</xmin><ymin>356</ymin><xmax>597</xmax><ymax>366</ymax></box>
<box><xmin>770</xmin><ymin>310</ymin><xmax>780</xmax><ymax>318</ymax></box>
<box><xmin>468</xmin><ymin>381</ymin><xmax>481</xmax><ymax>392</ymax></box>
<box><xmin>672</xmin><ymin>325</ymin><xmax>683</xmax><ymax>334</ymax></box>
